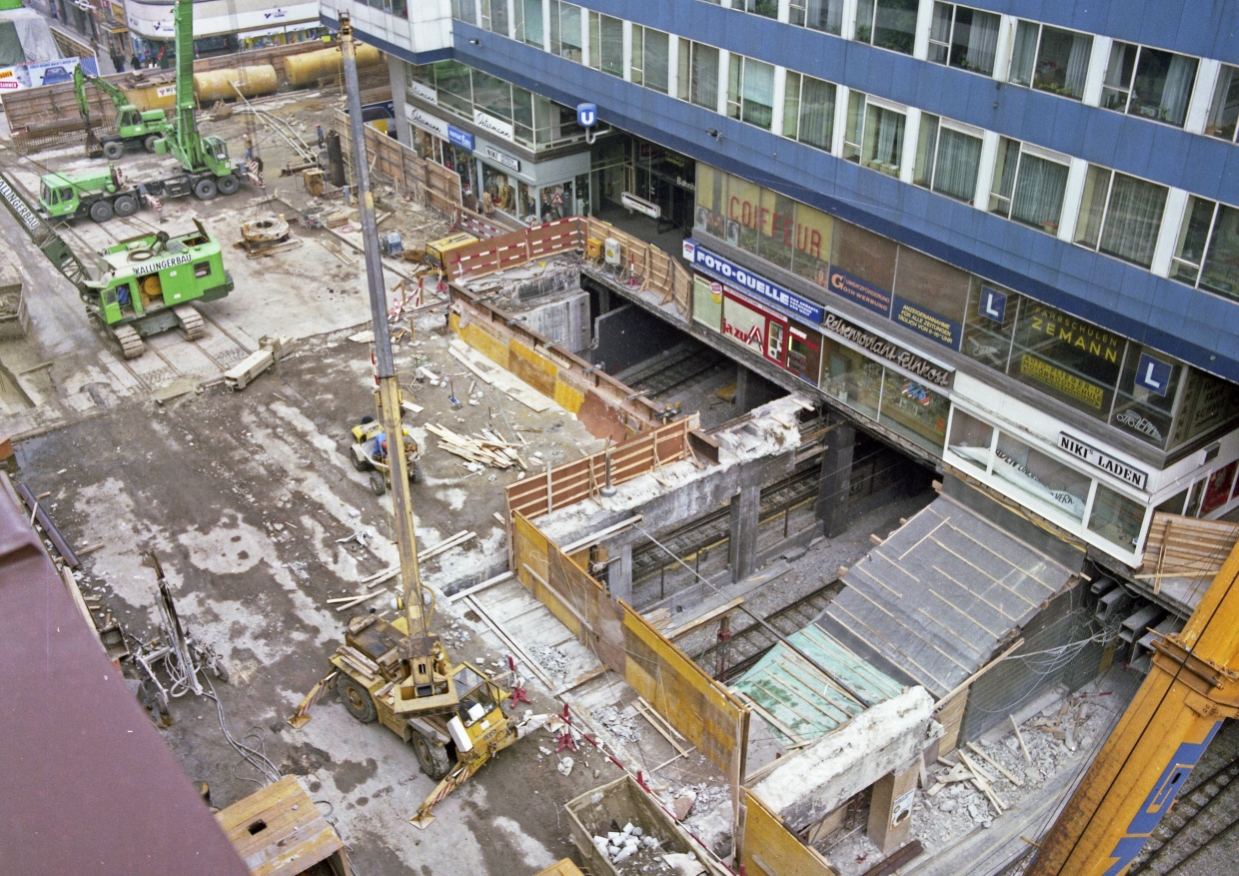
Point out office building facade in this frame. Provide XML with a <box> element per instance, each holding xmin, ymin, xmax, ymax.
<box><xmin>322</xmin><ymin>0</ymin><xmax>1239</xmax><ymax>574</ymax></box>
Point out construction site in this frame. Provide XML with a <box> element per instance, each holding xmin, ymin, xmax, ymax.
<box><xmin>2</xmin><ymin>7</ymin><xmax>1238</xmax><ymax>876</ymax></box>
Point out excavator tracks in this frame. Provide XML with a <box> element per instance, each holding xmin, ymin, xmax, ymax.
<box><xmin>173</xmin><ymin>305</ymin><xmax>205</xmax><ymax>340</ymax></box>
<box><xmin>113</xmin><ymin>324</ymin><xmax>146</xmax><ymax>359</ymax></box>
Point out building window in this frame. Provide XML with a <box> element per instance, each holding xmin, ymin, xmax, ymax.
<box><xmin>451</xmin><ymin>0</ymin><xmax>477</xmax><ymax>25</ymax></box>
<box><xmin>1169</xmin><ymin>369</ymin><xmax>1239</xmax><ymax>449</ymax></box>
<box><xmin>1101</xmin><ymin>42</ymin><xmax>1197</xmax><ymax>127</ymax></box>
<box><xmin>482</xmin><ymin>0</ymin><xmax>508</xmax><ymax>37</ymax></box>
<box><xmin>1171</xmin><ymin>196</ymin><xmax>1239</xmax><ymax>302</ymax></box>
<box><xmin>734</xmin><ymin>0</ymin><xmax>778</xmax><ymax>18</ymax></box>
<box><xmin>678</xmin><ymin>40</ymin><xmax>720</xmax><ymax>110</ymax></box>
<box><xmin>790</xmin><ymin>0</ymin><xmax>844</xmax><ymax>36</ymax></box>
<box><xmin>962</xmin><ymin>280</ymin><xmax>1017</xmax><ymax>372</ymax></box>
<box><xmin>947</xmin><ymin>408</ymin><xmax>994</xmax><ymax>470</ymax></box>
<box><xmin>855</xmin><ymin>0</ymin><xmax>918</xmax><ymax>55</ymax></box>
<box><xmin>855</xmin><ymin>100</ymin><xmax>905</xmax><ymax>177</ymax></box>
<box><xmin>513</xmin><ymin>0</ymin><xmax>544</xmax><ymax>48</ymax></box>
<box><xmin>434</xmin><ymin>60</ymin><xmax>474</xmax><ymax>116</ymax></box>
<box><xmin>588</xmin><ymin>12</ymin><xmax>623</xmax><ymax>77</ymax></box>
<box><xmin>914</xmin><ymin>114</ymin><xmax>982</xmax><ymax>203</ymax></box>
<box><xmin>989</xmin><ymin>138</ymin><xmax>1069</xmax><ymax>233</ymax></box>
<box><xmin>782</xmin><ymin>72</ymin><xmax>836</xmax><ymax>151</ymax></box>
<box><xmin>821</xmin><ymin>339</ymin><xmax>883</xmax><ymax>422</ymax></box>
<box><xmin>1074</xmin><ymin>166</ymin><xmax>1168</xmax><ymax>269</ymax></box>
<box><xmin>727</xmin><ymin>55</ymin><xmax>776</xmax><ymax>130</ymax></box>
<box><xmin>927</xmin><ymin>3</ymin><xmax>1000</xmax><ymax>76</ymax></box>
<box><xmin>993</xmin><ymin>432</ymin><xmax>1091</xmax><ymax>522</ymax></box>
<box><xmin>1087</xmin><ymin>484</ymin><xmax>1145</xmax><ymax>551</ymax></box>
<box><xmin>1205</xmin><ymin>64</ymin><xmax>1239</xmax><ymax>142</ymax></box>
<box><xmin>1011</xmin><ymin>300</ymin><xmax>1125</xmax><ymax>420</ymax></box>
<box><xmin>549</xmin><ymin>1</ymin><xmax>583</xmax><ymax>62</ymax></box>
<box><xmin>631</xmin><ymin>26</ymin><xmax>670</xmax><ymax>93</ymax></box>
<box><xmin>1110</xmin><ymin>344</ymin><xmax>1181</xmax><ymax>449</ymax></box>
<box><xmin>1201</xmin><ymin>461</ymin><xmax>1238</xmax><ymax>515</ymax></box>
<box><xmin>1009</xmin><ymin>21</ymin><xmax>1092</xmax><ymax>100</ymax></box>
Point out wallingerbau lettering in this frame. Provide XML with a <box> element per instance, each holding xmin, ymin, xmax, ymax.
<box><xmin>0</xmin><ymin>176</ymin><xmax>44</xmax><ymax>235</ymax></box>
<box><xmin>134</xmin><ymin>251</ymin><xmax>193</xmax><ymax>277</ymax></box>
<box><xmin>1058</xmin><ymin>433</ymin><xmax>1148</xmax><ymax>490</ymax></box>
<box><xmin>822</xmin><ymin>313</ymin><xmax>951</xmax><ymax>388</ymax></box>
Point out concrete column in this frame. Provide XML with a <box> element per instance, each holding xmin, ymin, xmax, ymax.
<box><xmin>816</xmin><ymin>421</ymin><xmax>855</xmax><ymax>538</ymax></box>
<box><xmin>388</xmin><ymin>55</ymin><xmax>412</xmax><ymax>149</ymax></box>
<box><xmin>608</xmin><ymin>542</ymin><xmax>633</xmax><ymax>603</ymax></box>
<box><xmin>728</xmin><ymin>485</ymin><xmax>761</xmax><ymax>583</ymax></box>
<box><xmin>734</xmin><ymin>365</ymin><xmax>755</xmax><ymax>411</ymax></box>
<box><xmin>867</xmin><ymin>761</ymin><xmax>919</xmax><ymax>854</ymax></box>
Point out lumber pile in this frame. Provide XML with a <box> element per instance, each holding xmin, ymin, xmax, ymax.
<box><xmin>1140</xmin><ymin>512</ymin><xmax>1239</xmax><ymax>590</ymax></box>
<box><xmin>425</xmin><ymin>424</ymin><xmax>527</xmax><ymax>471</ymax></box>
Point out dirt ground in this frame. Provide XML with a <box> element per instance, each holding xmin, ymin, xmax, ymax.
<box><xmin>2</xmin><ymin>89</ymin><xmax>629</xmax><ymax>874</ymax></box>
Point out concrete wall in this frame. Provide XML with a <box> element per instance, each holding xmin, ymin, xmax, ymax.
<box><xmin>593</xmin><ymin>305</ymin><xmax>683</xmax><ymax>376</ymax></box>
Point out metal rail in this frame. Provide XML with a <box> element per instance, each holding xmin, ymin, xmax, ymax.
<box><xmin>1128</xmin><ymin>756</ymin><xmax>1239</xmax><ymax>875</ymax></box>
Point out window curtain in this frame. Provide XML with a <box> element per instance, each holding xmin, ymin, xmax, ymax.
<box><xmin>1064</xmin><ymin>33</ymin><xmax>1091</xmax><ymax>97</ymax></box>
<box><xmin>644</xmin><ymin>30</ymin><xmax>669</xmax><ymax>93</ymax></box>
<box><xmin>489</xmin><ymin>0</ymin><xmax>508</xmax><ymax>36</ymax></box>
<box><xmin>1160</xmin><ymin>54</ymin><xmax>1196</xmax><ymax>126</ymax></box>
<box><xmin>1207</xmin><ymin>65</ymin><xmax>1239</xmax><ymax>138</ymax></box>
<box><xmin>799</xmin><ymin>76</ymin><xmax>835</xmax><ymax>149</ymax></box>
<box><xmin>692</xmin><ymin>44</ymin><xmax>720</xmax><ymax>110</ymax></box>
<box><xmin>522</xmin><ymin>0</ymin><xmax>543</xmax><ymax>47</ymax></box>
<box><xmin>1200</xmin><ymin>205</ymin><xmax>1239</xmax><ymax>298</ymax></box>
<box><xmin>1099</xmin><ymin>174</ymin><xmax>1167</xmax><ymax>267</ymax></box>
<box><xmin>963</xmin><ymin>11</ymin><xmax>999</xmax><ymax>74</ymax></box>
<box><xmin>869</xmin><ymin>106</ymin><xmax>904</xmax><ymax>167</ymax></box>
<box><xmin>1011</xmin><ymin>154</ymin><xmax>1068</xmax><ymax>228</ymax></box>
<box><xmin>742</xmin><ymin>59</ymin><xmax>775</xmax><ymax>129</ymax></box>
<box><xmin>559</xmin><ymin>5</ymin><xmax>582</xmax><ymax>59</ymax></box>
<box><xmin>1009</xmin><ymin>22</ymin><xmax>1039</xmax><ymax>86</ymax></box>
<box><xmin>600</xmin><ymin>14</ymin><xmax>623</xmax><ymax>76</ymax></box>
<box><xmin>452</xmin><ymin>0</ymin><xmax>477</xmax><ymax>26</ymax></box>
<box><xmin>806</xmin><ymin>0</ymin><xmax>844</xmax><ymax>35</ymax></box>
<box><xmin>934</xmin><ymin>128</ymin><xmax>982</xmax><ymax>202</ymax></box>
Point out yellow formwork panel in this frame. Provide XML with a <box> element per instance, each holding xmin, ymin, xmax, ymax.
<box><xmin>553</xmin><ymin>380</ymin><xmax>585</xmax><ymax>413</ymax></box>
<box><xmin>741</xmin><ymin>791</ymin><xmax>837</xmax><ymax>876</ymax></box>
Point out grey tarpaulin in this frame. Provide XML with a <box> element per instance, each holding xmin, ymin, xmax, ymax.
<box><xmin>815</xmin><ymin>477</ymin><xmax>1084</xmax><ymax>699</ymax></box>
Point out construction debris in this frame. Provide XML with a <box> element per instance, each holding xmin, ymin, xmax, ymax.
<box><xmin>426</xmin><ymin>423</ymin><xmax>526</xmax><ymax>470</ymax></box>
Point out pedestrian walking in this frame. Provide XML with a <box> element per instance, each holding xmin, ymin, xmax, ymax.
<box><xmin>111</xmin><ymin>51</ymin><xmax>125</xmax><ymax>72</ymax></box>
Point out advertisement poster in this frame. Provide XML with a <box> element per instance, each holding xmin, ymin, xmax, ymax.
<box><xmin>721</xmin><ymin>290</ymin><xmax>787</xmax><ymax>367</ymax></box>
<box><xmin>0</xmin><ymin>57</ymin><xmax>96</xmax><ymax>91</ymax></box>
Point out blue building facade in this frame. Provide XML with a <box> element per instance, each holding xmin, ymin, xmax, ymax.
<box><xmin>325</xmin><ymin>0</ymin><xmax>1239</xmax><ymax>573</ymax></box>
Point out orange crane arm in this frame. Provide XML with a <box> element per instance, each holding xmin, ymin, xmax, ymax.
<box><xmin>1026</xmin><ymin>541</ymin><xmax>1239</xmax><ymax>876</ymax></box>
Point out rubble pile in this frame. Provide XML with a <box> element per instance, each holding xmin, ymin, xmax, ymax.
<box><xmin>590</xmin><ymin>821</ymin><xmax>705</xmax><ymax>875</ymax></box>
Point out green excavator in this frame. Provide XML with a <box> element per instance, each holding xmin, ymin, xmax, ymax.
<box><xmin>74</xmin><ymin>65</ymin><xmax>171</xmax><ymax>160</ymax></box>
<box><xmin>0</xmin><ymin>171</ymin><xmax>232</xmax><ymax>358</ymax></box>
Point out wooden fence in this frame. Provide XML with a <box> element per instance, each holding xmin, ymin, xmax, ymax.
<box><xmin>739</xmin><ymin>791</ymin><xmax>837</xmax><ymax>876</ymax></box>
<box><xmin>505</xmin><ymin>418</ymin><xmax>698</xmax><ymax>521</ymax></box>
<box><xmin>445</xmin><ymin>214</ymin><xmax>693</xmax><ymax>321</ymax></box>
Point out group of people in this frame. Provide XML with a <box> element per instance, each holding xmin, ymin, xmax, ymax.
<box><xmin>109</xmin><ymin>49</ymin><xmax>161</xmax><ymax>73</ymax></box>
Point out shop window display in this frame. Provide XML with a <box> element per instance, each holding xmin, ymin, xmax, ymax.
<box><xmin>1011</xmin><ymin>301</ymin><xmax>1125</xmax><ymax>419</ymax></box>
<box><xmin>879</xmin><ymin>370</ymin><xmax>949</xmax><ymax>454</ymax></box>
<box><xmin>947</xmin><ymin>408</ymin><xmax>994</xmax><ymax>470</ymax></box>
<box><xmin>820</xmin><ymin>339</ymin><xmax>882</xmax><ymax>422</ymax></box>
<box><xmin>482</xmin><ymin>166</ymin><xmax>517</xmax><ymax>216</ymax></box>
<box><xmin>993</xmin><ymin>432</ymin><xmax>1091</xmax><ymax>521</ymax></box>
<box><xmin>1201</xmin><ymin>461</ymin><xmax>1238</xmax><ymax>515</ymax></box>
<box><xmin>1087</xmin><ymin>484</ymin><xmax>1146</xmax><ymax>550</ymax></box>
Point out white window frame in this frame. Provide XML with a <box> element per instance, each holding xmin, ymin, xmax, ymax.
<box><xmin>726</xmin><ymin>54</ymin><xmax>777</xmax><ymax>131</ymax></box>
<box><xmin>988</xmin><ymin>138</ymin><xmax>1072</xmax><ymax>232</ymax></box>
<box><xmin>914</xmin><ymin>113</ymin><xmax>985</xmax><ymax>203</ymax></box>
<box><xmin>1006</xmin><ymin>19</ymin><xmax>1093</xmax><ymax>101</ymax></box>
<box><xmin>1074</xmin><ymin>165</ymin><xmax>1171</xmax><ymax>268</ymax></box>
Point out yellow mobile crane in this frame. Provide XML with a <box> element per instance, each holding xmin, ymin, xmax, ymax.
<box><xmin>1025</xmin><ymin>539</ymin><xmax>1239</xmax><ymax>875</ymax></box>
<box><xmin>290</xmin><ymin>15</ymin><xmax>530</xmax><ymax>829</ymax></box>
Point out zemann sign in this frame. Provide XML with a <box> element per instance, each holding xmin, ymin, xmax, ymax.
<box><xmin>684</xmin><ymin>240</ymin><xmax>823</xmax><ymax>326</ymax></box>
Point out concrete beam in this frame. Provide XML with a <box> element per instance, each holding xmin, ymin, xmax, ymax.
<box><xmin>752</xmin><ymin>686</ymin><xmax>940</xmax><ymax>833</ymax></box>
<box><xmin>868</xmin><ymin>761</ymin><xmax>919</xmax><ymax>854</ymax></box>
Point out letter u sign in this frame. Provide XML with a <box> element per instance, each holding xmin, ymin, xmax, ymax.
<box><xmin>577</xmin><ymin>103</ymin><xmax>598</xmax><ymax>127</ymax></box>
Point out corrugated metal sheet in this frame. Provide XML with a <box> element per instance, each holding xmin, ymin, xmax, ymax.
<box><xmin>816</xmin><ymin>490</ymin><xmax>1079</xmax><ymax>699</ymax></box>
<box><xmin>0</xmin><ymin>476</ymin><xmax>250</xmax><ymax>876</ymax></box>
<box><xmin>733</xmin><ymin>626</ymin><xmax>903</xmax><ymax>746</ymax></box>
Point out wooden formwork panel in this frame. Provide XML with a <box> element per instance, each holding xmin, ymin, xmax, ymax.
<box><xmin>510</xmin><ymin>513</ymin><xmax>748</xmax><ymax>786</ymax></box>
<box><xmin>740</xmin><ymin>791</ymin><xmax>837</xmax><ymax>876</ymax></box>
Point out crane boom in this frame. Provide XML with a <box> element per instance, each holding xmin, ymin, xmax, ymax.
<box><xmin>0</xmin><ymin>171</ymin><xmax>93</xmax><ymax>297</ymax></box>
<box><xmin>339</xmin><ymin>14</ymin><xmax>457</xmax><ymax>716</ymax></box>
<box><xmin>1026</xmin><ymin>541</ymin><xmax>1239</xmax><ymax>876</ymax></box>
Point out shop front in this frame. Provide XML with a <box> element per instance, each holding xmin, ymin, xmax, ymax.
<box><xmin>405</xmin><ymin>102</ymin><xmax>589</xmax><ymax>225</ymax></box>
<box><xmin>683</xmin><ymin>235</ymin><xmax>1239</xmax><ymax>567</ymax></box>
